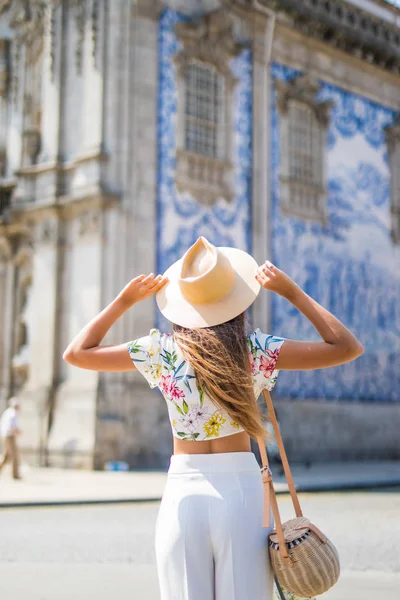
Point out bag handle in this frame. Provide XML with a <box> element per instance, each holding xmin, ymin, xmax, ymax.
<box><xmin>256</xmin><ymin>389</ymin><xmax>304</xmax><ymax>565</ymax></box>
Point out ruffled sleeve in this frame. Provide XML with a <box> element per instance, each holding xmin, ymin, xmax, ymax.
<box><xmin>247</xmin><ymin>328</ymin><xmax>286</xmax><ymax>393</ymax></box>
<box><xmin>127</xmin><ymin>328</ymin><xmax>164</xmax><ymax>389</ymax></box>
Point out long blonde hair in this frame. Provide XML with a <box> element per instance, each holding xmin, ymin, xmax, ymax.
<box><xmin>173</xmin><ymin>313</ymin><xmax>269</xmax><ymax>440</ymax></box>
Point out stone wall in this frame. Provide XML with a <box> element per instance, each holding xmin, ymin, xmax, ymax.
<box><xmin>269</xmin><ymin>24</ymin><xmax>400</xmax><ymax>461</ymax></box>
<box><xmin>0</xmin><ymin>1</ymin><xmax>399</xmax><ymax>468</ymax></box>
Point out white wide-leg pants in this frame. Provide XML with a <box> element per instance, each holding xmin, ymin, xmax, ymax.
<box><xmin>155</xmin><ymin>451</ymin><xmax>274</xmax><ymax>600</ymax></box>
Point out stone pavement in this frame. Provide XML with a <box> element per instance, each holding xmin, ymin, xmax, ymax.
<box><xmin>0</xmin><ymin>459</ymin><xmax>399</xmax><ymax>507</ymax></box>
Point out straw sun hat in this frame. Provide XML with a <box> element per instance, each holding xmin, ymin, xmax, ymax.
<box><xmin>156</xmin><ymin>236</ymin><xmax>261</xmax><ymax>328</ymax></box>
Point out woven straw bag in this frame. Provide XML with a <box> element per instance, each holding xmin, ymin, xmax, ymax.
<box><xmin>257</xmin><ymin>390</ymin><xmax>340</xmax><ymax>598</ymax></box>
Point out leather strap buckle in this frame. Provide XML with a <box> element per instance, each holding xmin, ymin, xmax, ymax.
<box><xmin>260</xmin><ymin>465</ymin><xmax>272</xmax><ymax>477</ymax></box>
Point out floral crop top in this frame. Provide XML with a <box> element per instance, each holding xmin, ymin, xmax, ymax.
<box><xmin>127</xmin><ymin>328</ymin><xmax>285</xmax><ymax>441</ymax></box>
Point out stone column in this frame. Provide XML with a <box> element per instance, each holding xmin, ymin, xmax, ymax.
<box><xmin>251</xmin><ymin>11</ymin><xmax>275</xmax><ymax>333</ymax></box>
<box><xmin>18</xmin><ymin>214</ymin><xmax>60</xmax><ymax>465</ymax></box>
<box><xmin>48</xmin><ymin>204</ymin><xmax>103</xmax><ymax>469</ymax></box>
<box><xmin>95</xmin><ymin>0</ymin><xmax>172</xmax><ymax>469</ymax></box>
<box><xmin>0</xmin><ymin>236</ymin><xmax>13</xmax><ymax>408</ymax></box>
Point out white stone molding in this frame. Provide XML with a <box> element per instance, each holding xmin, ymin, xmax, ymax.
<box><xmin>276</xmin><ymin>74</ymin><xmax>333</xmax><ymax>224</ymax></box>
<box><xmin>173</xmin><ymin>8</ymin><xmax>245</xmax><ymax>206</ymax></box>
<box><xmin>385</xmin><ymin>115</ymin><xmax>400</xmax><ymax>244</ymax></box>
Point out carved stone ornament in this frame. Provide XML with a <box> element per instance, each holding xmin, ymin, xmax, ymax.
<box><xmin>78</xmin><ymin>209</ymin><xmax>101</xmax><ymax>237</ymax></box>
<box><xmin>275</xmin><ymin>74</ymin><xmax>333</xmax><ymax>127</ymax></box>
<box><xmin>385</xmin><ymin>115</ymin><xmax>400</xmax><ymax>244</ymax></box>
<box><xmin>174</xmin><ymin>9</ymin><xmax>245</xmax><ymax>206</ymax></box>
<box><xmin>0</xmin><ymin>0</ymin><xmax>48</xmax><ymax>64</ymax></box>
<box><xmin>0</xmin><ymin>0</ymin><xmax>49</xmax><ymax>104</ymax></box>
<box><xmin>174</xmin><ymin>9</ymin><xmax>245</xmax><ymax>81</ymax></box>
<box><xmin>34</xmin><ymin>217</ymin><xmax>58</xmax><ymax>245</ymax></box>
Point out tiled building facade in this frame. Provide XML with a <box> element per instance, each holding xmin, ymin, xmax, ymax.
<box><xmin>0</xmin><ymin>0</ymin><xmax>399</xmax><ymax>468</ymax></box>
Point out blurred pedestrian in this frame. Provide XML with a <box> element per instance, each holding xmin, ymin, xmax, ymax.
<box><xmin>0</xmin><ymin>397</ymin><xmax>22</xmax><ymax>480</ymax></box>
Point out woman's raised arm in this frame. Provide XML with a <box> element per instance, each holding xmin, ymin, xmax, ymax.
<box><xmin>255</xmin><ymin>261</ymin><xmax>364</xmax><ymax>371</ymax></box>
<box><xmin>62</xmin><ymin>273</ymin><xmax>168</xmax><ymax>372</ymax></box>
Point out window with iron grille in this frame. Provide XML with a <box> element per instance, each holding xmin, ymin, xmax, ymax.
<box><xmin>184</xmin><ymin>61</ymin><xmax>224</xmax><ymax>159</ymax></box>
<box><xmin>288</xmin><ymin>101</ymin><xmax>321</xmax><ymax>184</ymax></box>
<box><xmin>276</xmin><ymin>76</ymin><xmax>331</xmax><ymax>224</ymax></box>
<box><xmin>285</xmin><ymin>100</ymin><xmax>325</xmax><ymax>219</ymax></box>
<box><xmin>173</xmin><ymin>12</ymin><xmax>240</xmax><ymax>206</ymax></box>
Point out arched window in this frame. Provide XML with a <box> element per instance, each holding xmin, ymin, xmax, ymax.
<box><xmin>276</xmin><ymin>75</ymin><xmax>332</xmax><ymax>223</ymax></box>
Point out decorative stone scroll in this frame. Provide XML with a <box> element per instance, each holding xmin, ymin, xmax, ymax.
<box><xmin>173</xmin><ymin>8</ymin><xmax>246</xmax><ymax>206</ymax></box>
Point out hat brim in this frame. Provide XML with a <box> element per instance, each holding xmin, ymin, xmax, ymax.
<box><xmin>156</xmin><ymin>247</ymin><xmax>261</xmax><ymax>328</ymax></box>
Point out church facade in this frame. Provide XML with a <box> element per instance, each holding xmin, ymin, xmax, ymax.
<box><xmin>0</xmin><ymin>0</ymin><xmax>399</xmax><ymax>469</ymax></box>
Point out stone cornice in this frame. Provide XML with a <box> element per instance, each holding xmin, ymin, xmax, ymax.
<box><xmin>368</xmin><ymin>0</ymin><xmax>400</xmax><ymax>18</ymax></box>
<box><xmin>9</xmin><ymin>187</ymin><xmax>120</xmax><ymax>223</ymax></box>
<box><xmin>256</xmin><ymin>0</ymin><xmax>400</xmax><ymax>74</ymax></box>
<box><xmin>14</xmin><ymin>149</ymin><xmax>108</xmax><ymax>177</ymax></box>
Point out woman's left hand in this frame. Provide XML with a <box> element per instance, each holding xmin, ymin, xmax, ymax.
<box><xmin>117</xmin><ymin>273</ymin><xmax>168</xmax><ymax>307</ymax></box>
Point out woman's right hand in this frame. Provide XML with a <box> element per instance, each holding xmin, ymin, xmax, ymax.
<box><xmin>256</xmin><ymin>261</ymin><xmax>300</xmax><ymax>300</ymax></box>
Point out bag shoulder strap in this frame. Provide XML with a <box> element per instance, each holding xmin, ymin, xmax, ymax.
<box><xmin>261</xmin><ymin>389</ymin><xmax>303</xmax><ymax>518</ymax></box>
<box><xmin>256</xmin><ymin>390</ymin><xmax>303</xmax><ymax>565</ymax></box>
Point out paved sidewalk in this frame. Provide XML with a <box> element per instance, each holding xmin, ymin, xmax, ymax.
<box><xmin>0</xmin><ymin>460</ymin><xmax>399</xmax><ymax>507</ymax></box>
